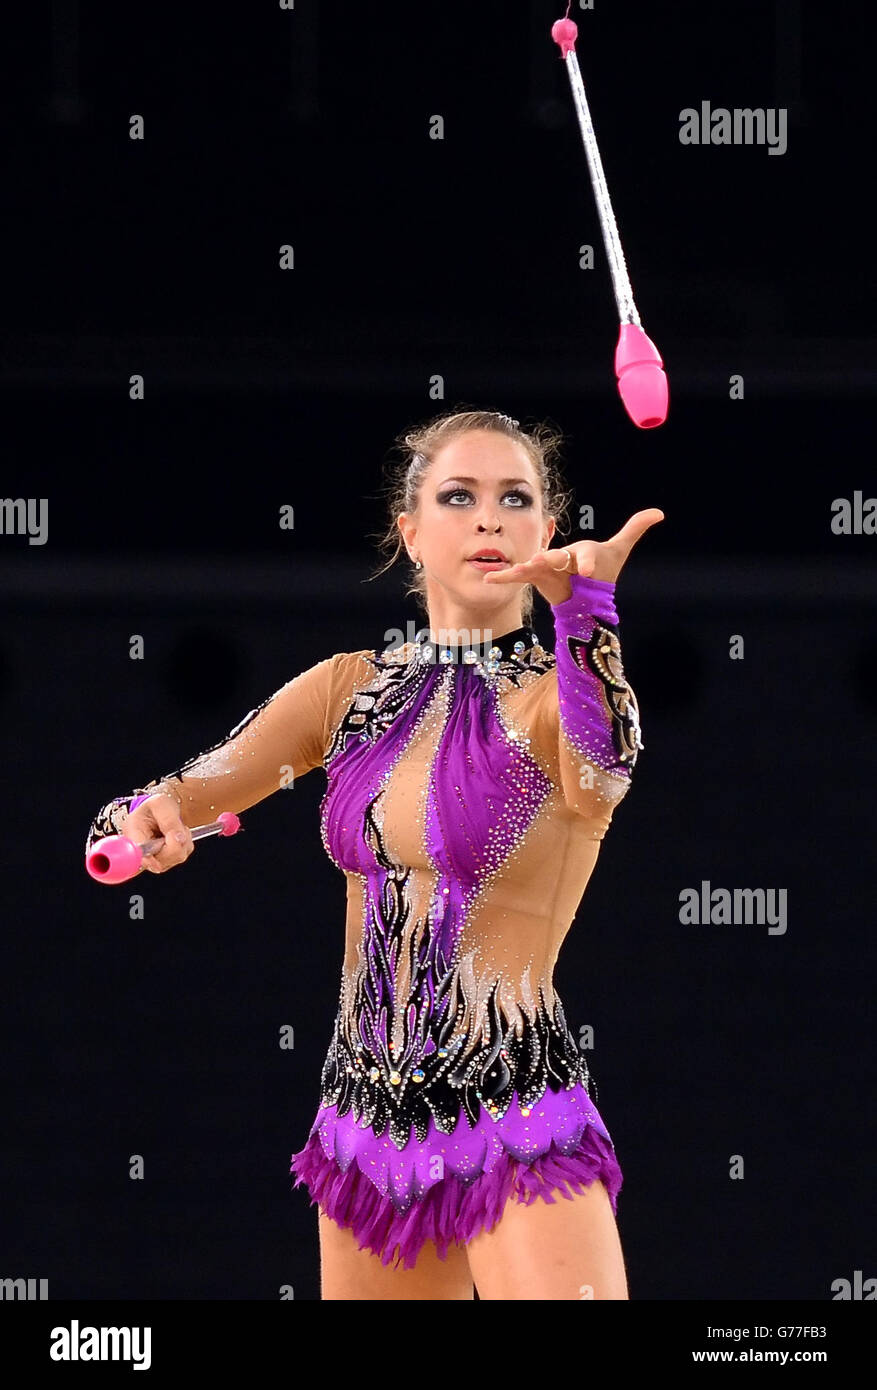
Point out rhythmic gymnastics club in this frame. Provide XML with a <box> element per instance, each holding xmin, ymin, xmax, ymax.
<box><xmin>85</xmin><ymin>812</ymin><xmax>242</xmax><ymax>884</ymax></box>
<box><xmin>551</xmin><ymin>14</ymin><xmax>669</xmax><ymax>428</ymax></box>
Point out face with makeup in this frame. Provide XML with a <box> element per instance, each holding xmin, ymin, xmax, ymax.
<box><xmin>396</xmin><ymin>429</ymin><xmax>556</xmax><ymax>643</ymax></box>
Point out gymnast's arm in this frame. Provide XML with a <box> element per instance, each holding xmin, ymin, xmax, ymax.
<box><xmin>545</xmin><ymin>572</ymin><xmax>643</xmax><ymax>838</ymax></box>
<box><xmin>84</xmin><ymin>654</ymin><xmax>339</xmax><ymax>867</ymax></box>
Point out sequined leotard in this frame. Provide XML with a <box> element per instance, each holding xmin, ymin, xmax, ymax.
<box><xmin>85</xmin><ymin>573</ymin><xmax>642</xmax><ymax>1269</ymax></box>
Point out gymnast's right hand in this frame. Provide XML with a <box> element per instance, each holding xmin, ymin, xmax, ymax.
<box><xmin>124</xmin><ymin>793</ymin><xmax>195</xmax><ymax>874</ymax></box>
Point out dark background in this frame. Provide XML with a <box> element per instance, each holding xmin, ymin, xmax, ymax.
<box><xmin>0</xmin><ymin>0</ymin><xmax>874</xmax><ymax>1301</ymax></box>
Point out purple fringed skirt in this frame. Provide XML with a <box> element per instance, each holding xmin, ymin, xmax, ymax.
<box><xmin>289</xmin><ymin>1082</ymin><xmax>623</xmax><ymax>1270</ymax></box>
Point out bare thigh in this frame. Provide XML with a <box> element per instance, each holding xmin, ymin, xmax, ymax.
<box><xmin>465</xmin><ymin>1178</ymin><xmax>629</xmax><ymax>1300</ymax></box>
<box><xmin>318</xmin><ymin>1210</ymin><xmax>475</xmax><ymax>1300</ymax></box>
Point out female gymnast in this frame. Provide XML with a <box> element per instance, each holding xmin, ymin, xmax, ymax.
<box><xmin>85</xmin><ymin>408</ymin><xmax>663</xmax><ymax>1300</ymax></box>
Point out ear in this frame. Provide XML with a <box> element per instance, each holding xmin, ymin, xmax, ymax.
<box><xmin>397</xmin><ymin>512</ymin><xmax>416</xmax><ymax>554</ymax></box>
<box><xmin>543</xmin><ymin>515</ymin><xmax>557</xmax><ymax>548</ymax></box>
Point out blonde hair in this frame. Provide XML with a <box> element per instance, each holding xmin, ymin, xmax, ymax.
<box><xmin>366</xmin><ymin>407</ymin><xmax>574</xmax><ymax>625</ymax></box>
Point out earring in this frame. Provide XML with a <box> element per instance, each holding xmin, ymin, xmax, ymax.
<box><xmin>414</xmin><ymin>559</ymin><xmax>422</xmax><ymax>569</ymax></box>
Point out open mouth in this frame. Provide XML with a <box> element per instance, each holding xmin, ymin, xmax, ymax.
<box><xmin>467</xmin><ymin>556</ymin><xmax>509</xmax><ymax>570</ymax></box>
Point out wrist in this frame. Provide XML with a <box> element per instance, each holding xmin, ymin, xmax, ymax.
<box><xmin>130</xmin><ymin>783</ymin><xmax>182</xmax><ymax>814</ymax></box>
<box><xmin>550</xmin><ymin>571</ymin><xmax>618</xmax><ymax>623</ymax></box>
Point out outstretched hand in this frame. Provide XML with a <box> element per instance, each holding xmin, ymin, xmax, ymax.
<box><xmin>483</xmin><ymin>508</ymin><xmax>665</xmax><ymax>606</ymax></box>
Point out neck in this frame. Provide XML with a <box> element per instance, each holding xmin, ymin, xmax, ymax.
<box><xmin>423</xmin><ymin>598</ymin><xmax>527</xmax><ymax>650</ymax></box>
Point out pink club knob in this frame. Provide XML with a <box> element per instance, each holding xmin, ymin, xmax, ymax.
<box><xmin>614</xmin><ymin>324</ymin><xmax>669</xmax><ymax>429</ymax></box>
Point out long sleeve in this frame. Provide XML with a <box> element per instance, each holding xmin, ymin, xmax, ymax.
<box><xmin>546</xmin><ymin>572</ymin><xmax>643</xmax><ymax>836</ymax></box>
<box><xmin>84</xmin><ymin>652</ymin><xmax>343</xmax><ymax>853</ymax></box>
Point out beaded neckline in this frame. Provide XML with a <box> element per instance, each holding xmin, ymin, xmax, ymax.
<box><xmin>380</xmin><ymin>622</ymin><xmax>552</xmax><ymax>679</ymax></box>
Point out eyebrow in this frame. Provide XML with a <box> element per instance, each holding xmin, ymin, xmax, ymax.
<box><xmin>438</xmin><ymin>476</ymin><xmax>533</xmax><ymax>487</ymax></box>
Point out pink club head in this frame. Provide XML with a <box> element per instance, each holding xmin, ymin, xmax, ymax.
<box><xmin>550</xmin><ymin>17</ymin><xmax>578</xmax><ymax>56</ymax></box>
<box><xmin>85</xmin><ymin>834</ymin><xmax>144</xmax><ymax>884</ymax></box>
<box><xmin>614</xmin><ymin>324</ymin><xmax>669</xmax><ymax>429</ymax></box>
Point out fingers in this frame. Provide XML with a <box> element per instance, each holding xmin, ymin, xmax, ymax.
<box><xmin>589</xmin><ymin>510</ymin><xmax>663</xmax><ymax>583</ymax></box>
<box><xmin>141</xmin><ymin>826</ymin><xmax>194</xmax><ymax>873</ymax></box>
<box><xmin>610</xmin><ymin>508</ymin><xmax>665</xmax><ymax>551</ymax></box>
<box><xmin>131</xmin><ymin>801</ymin><xmax>195</xmax><ymax>875</ymax></box>
<box><xmin>485</xmin><ymin>549</ymin><xmax>592</xmax><ymax>583</ymax></box>
<box><xmin>484</xmin><ymin>512</ymin><xmax>663</xmax><ymax>589</ymax></box>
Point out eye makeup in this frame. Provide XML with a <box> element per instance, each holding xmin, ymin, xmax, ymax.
<box><xmin>436</xmin><ymin>487</ymin><xmax>533</xmax><ymax>507</ymax></box>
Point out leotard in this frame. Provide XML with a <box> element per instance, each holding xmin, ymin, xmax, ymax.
<box><xmin>85</xmin><ymin>573</ymin><xmax>642</xmax><ymax>1269</ymax></box>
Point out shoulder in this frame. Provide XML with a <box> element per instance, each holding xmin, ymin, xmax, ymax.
<box><xmin>322</xmin><ymin>647</ymin><xmax>385</xmax><ymax>697</ymax></box>
<box><xmin>330</xmin><ymin>647</ymin><xmax>382</xmax><ymax>674</ymax></box>
<box><xmin>332</xmin><ymin>642</ymin><xmax>425</xmax><ymax>674</ymax></box>
<box><xmin>274</xmin><ymin>648</ymin><xmax>377</xmax><ymax>705</ymax></box>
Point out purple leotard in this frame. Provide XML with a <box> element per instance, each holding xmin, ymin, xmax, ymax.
<box><xmin>85</xmin><ymin>574</ymin><xmax>643</xmax><ymax>1269</ymax></box>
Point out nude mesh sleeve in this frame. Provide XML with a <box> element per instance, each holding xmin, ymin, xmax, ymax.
<box><xmin>84</xmin><ymin>653</ymin><xmax>342</xmax><ymax>852</ymax></box>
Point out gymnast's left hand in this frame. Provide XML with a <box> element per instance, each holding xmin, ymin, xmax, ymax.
<box><xmin>482</xmin><ymin>508</ymin><xmax>665</xmax><ymax>606</ymax></box>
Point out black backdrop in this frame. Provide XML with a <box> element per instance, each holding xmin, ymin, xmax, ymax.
<box><xmin>1</xmin><ymin>0</ymin><xmax>874</xmax><ymax>1307</ymax></box>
